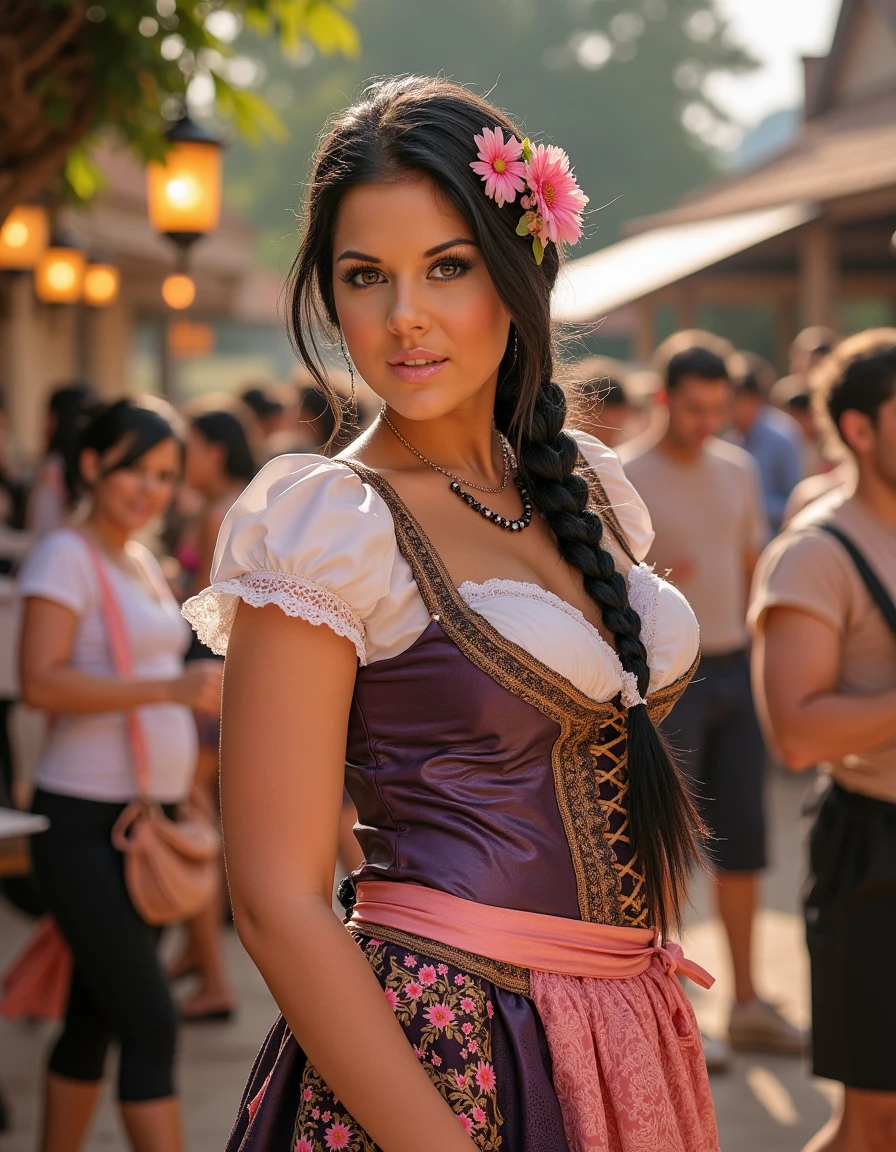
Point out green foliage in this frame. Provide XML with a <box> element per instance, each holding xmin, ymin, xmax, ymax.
<box><xmin>223</xmin><ymin>0</ymin><xmax>757</xmax><ymax>269</ymax></box>
<box><xmin>49</xmin><ymin>0</ymin><xmax>360</xmax><ymax>201</ymax></box>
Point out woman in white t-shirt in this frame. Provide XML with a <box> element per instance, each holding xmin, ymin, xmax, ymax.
<box><xmin>19</xmin><ymin>399</ymin><xmax>221</xmax><ymax>1152</ymax></box>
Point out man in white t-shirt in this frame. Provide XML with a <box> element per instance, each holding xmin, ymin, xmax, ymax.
<box><xmin>622</xmin><ymin>332</ymin><xmax>805</xmax><ymax>1066</ymax></box>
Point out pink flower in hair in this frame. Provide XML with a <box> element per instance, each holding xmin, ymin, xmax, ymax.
<box><xmin>524</xmin><ymin>143</ymin><xmax>589</xmax><ymax>246</ymax></box>
<box><xmin>470</xmin><ymin>127</ymin><xmax>527</xmax><ymax>207</ymax></box>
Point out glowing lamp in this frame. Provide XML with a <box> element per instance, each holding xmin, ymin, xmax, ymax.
<box><xmin>83</xmin><ymin>263</ymin><xmax>120</xmax><ymax>307</ymax></box>
<box><xmin>0</xmin><ymin>205</ymin><xmax>49</xmax><ymax>270</ymax></box>
<box><xmin>35</xmin><ymin>243</ymin><xmax>86</xmax><ymax>304</ymax></box>
<box><xmin>162</xmin><ymin>273</ymin><xmax>196</xmax><ymax>309</ymax></box>
<box><xmin>147</xmin><ymin>117</ymin><xmax>222</xmax><ymax>245</ymax></box>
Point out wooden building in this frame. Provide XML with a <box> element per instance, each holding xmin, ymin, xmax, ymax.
<box><xmin>0</xmin><ymin>146</ymin><xmax>279</xmax><ymax>465</ymax></box>
<box><xmin>554</xmin><ymin>0</ymin><xmax>896</xmax><ymax>366</ymax></box>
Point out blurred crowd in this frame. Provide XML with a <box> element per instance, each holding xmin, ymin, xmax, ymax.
<box><xmin>2</xmin><ymin>321</ymin><xmax>895</xmax><ymax>1152</ymax></box>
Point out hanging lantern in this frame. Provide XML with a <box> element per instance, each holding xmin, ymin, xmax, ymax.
<box><xmin>147</xmin><ymin>116</ymin><xmax>223</xmax><ymax>247</ymax></box>
<box><xmin>0</xmin><ymin>205</ymin><xmax>49</xmax><ymax>270</ymax></box>
<box><xmin>161</xmin><ymin>272</ymin><xmax>196</xmax><ymax>310</ymax></box>
<box><xmin>82</xmin><ymin>262</ymin><xmax>121</xmax><ymax>307</ymax></box>
<box><xmin>35</xmin><ymin>239</ymin><xmax>86</xmax><ymax>304</ymax></box>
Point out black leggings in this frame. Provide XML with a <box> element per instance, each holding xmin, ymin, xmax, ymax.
<box><xmin>30</xmin><ymin>789</ymin><xmax>179</xmax><ymax>1102</ymax></box>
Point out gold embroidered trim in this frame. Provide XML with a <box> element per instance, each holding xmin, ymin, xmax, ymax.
<box><xmin>347</xmin><ymin>922</ymin><xmax>531</xmax><ymax>996</ymax></box>
<box><xmin>343</xmin><ymin>460</ymin><xmax>698</xmax><ymax>929</ymax></box>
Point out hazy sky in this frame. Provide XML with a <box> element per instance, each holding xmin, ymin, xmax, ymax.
<box><xmin>709</xmin><ymin>0</ymin><xmax>842</xmax><ymax>126</ymax></box>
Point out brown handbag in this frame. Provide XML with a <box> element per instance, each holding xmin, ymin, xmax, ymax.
<box><xmin>83</xmin><ymin>535</ymin><xmax>221</xmax><ymax>926</ymax></box>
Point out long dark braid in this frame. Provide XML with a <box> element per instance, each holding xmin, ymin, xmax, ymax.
<box><xmin>287</xmin><ymin>75</ymin><xmax>706</xmax><ymax>937</ymax></box>
<box><xmin>495</xmin><ymin>339</ymin><xmax>706</xmax><ymax>939</ymax></box>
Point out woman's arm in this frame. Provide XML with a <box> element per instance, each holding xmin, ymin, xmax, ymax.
<box><xmin>221</xmin><ymin>603</ymin><xmax>477</xmax><ymax>1152</ymax></box>
<box><xmin>751</xmin><ymin>605</ymin><xmax>896</xmax><ymax>769</ymax></box>
<box><xmin>20</xmin><ymin>597</ymin><xmax>221</xmax><ymax>715</ymax></box>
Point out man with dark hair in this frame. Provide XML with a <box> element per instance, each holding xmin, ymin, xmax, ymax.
<box><xmin>751</xmin><ymin>330</ymin><xmax>896</xmax><ymax>1152</ymax></box>
<box><xmin>622</xmin><ymin>331</ymin><xmax>805</xmax><ymax>1068</ymax></box>
<box><xmin>727</xmin><ymin>353</ymin><xmax>802</xmax><ymax>532</ymax></box>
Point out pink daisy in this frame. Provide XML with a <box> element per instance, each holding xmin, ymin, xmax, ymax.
<box><xmin>295</xmin><ymin>1139</ymin><xmax>313</xmax><ymax>1152</ymax></box>
<box><xmin>437</xmin><ymin>963</ymin><xmax>448</xmax><ymax>975</ymax></box>
<box><xmin>302</xmin><ymin>1087</ymin><xmax>313</xmax><ymax>1102</ymax></box>
<box><xmin>458</xmin><ymin>1113</ymin><xmax>475</xmax><ymax>1134</ymax></box>
<box><xmin>418</xmin><ymin>964</ymin><xmax>437</xmax><ymax>986</ymax></box>
<box><xmin>460</xmin><ymin>996</ymin><xmax>475</xmax><ymax>1012</ymax></box>
<box><xmin>462</xmin><ymin>1021</ymin><xmax>473</xmax><ymax>1035</ymax></box>
<box><xmin>472</xmin><ymin>1106</ymin><xmax>487</xmax><ymax>1124</ymax></box>
<box><xmin>424</xmin><ymin>1002</ymin><xmax>456</xmax><ymax>1030</ymax></box>
<box><xmin>470</xmin><ymin>126</ymin><xmax>527</xmax><ymax>207</ymax></box>
<box><xmin>454</xmin><ymin>974</ymin><xmax>466</xmax><ymax>986</ymax></box>
<box><xmin>403</xmin><ymin>954</ymin><xmax>418</xmax><ymax>968</ymax></box>
<box><xmin>468</xmin><ymin>1039</ymin><xmax>479</xmax><ymax>1053</ymax></box>
<box><xmin>431</xmin><ymin>1054</ymin><xmax>442</xmax><ymax>1067</ymax></box>
<box><xmin>455</xmin><ymin>1072</ymin><xmax>466</xmax><ymax>1087</ymax></box>
<box><xmin>384</xmin><ymin>988</ymin><xmax>398</xmax><ymax>1011</ymax></box>
<box><xmin>405</xmin><ymin>981</ymin><xmax>423</xmax><ymax>1000</ymax></box>
<box><xmin>523</xmin><ymin>143</ymin><xmax>589</xmax><ymax>246</ymax></box>
<box><xmin>322</xmin><ymin>1111</ymin><xmax>331</xmax><ymax>1122</ymax></box>
<box><xmin>475</xmin><ymin>1060</ymin><xmax>497</xmax><ymax>1092</ymax></box>
<box><xmin>311</xmin><ymin>1108</ymin><xmax>320</xmax><ymax>1120</ymax></box>
<box><xmin>324</xmin><ymin>1120</ymin><xmax>350</xmax><ymax>1149</ymax></box>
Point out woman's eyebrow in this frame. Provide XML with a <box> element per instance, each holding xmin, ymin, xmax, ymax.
<box><xmin>336</xmin><ymin>249</ymin><xmax>380</xmax><ymax>262</ymax></box>
<box><xmin>423</xmin><ymin>238</ymin><xmax>477</xmax><ymax>257</ymax></box>
<box><xmin>335</xmin><ymin>238</ymin><xmax>478</xmax><ymax>263</ymax></box>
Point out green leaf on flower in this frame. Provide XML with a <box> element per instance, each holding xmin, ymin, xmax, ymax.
<box><xmin>516</xmin><ymin>214</ymin><xmax>531</xmax><ymax>237</ymax></box>
<box><xmin>532</xmin><ymin>236</ymin><xmax>544</xmax><ymax>265</ymax></box>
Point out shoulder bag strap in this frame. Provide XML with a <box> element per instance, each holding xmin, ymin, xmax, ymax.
<box><xmin>819</xmin><ymin>522</ymin><xmax>896</xmax><ymax>639</ymax></box>
<box><xmin>78</xmin><ymin>534</ymin><xmax>152</xmax><ymax>799</ymax></box>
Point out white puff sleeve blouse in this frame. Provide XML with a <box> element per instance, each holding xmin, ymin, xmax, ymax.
<box><xmin>182</xmin><ymin>433</ymin><xmax>699</xmax><ymax>703</ymax></box>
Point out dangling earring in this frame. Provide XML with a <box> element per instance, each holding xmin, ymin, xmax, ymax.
<box><xmin>339</xmin><ymin>334</ymin><xmax>357</xmax><ymax>419</ymax></box>
<box><xmin>507</xmin><ymin>325</ymin><xmax>519</xmax><ymax>369</ymax></box>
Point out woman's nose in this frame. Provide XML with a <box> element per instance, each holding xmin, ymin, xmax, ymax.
<box><xmin>386</xmin><ymin>280</ymin><xmax>430</xmax><ymax>338</ymax></box>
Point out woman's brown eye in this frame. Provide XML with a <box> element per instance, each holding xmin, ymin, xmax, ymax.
<box><xmin>361</xmin><ymin>270</ymin><xmax>380</xmax><ymax>285</ymax></box>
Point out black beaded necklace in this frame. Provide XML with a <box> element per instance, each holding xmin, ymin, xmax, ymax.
<box><xmin>380</xmin><ymin>408</ymin><xmax>534</xmax><ymax>533</ymax></box>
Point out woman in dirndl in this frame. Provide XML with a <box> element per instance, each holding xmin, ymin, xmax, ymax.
<box><xmin>183</xmin><ymin>75</ymin><xmax>718</xmax><ymax>1152</ymax></box>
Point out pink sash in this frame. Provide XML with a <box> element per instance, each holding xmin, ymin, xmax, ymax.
<box><xmin>351</xmin><ymin>881</ymin><xmax>719</xmax><ymax>1152</ymax></box>
<box><xmin>351</xmin><ymin>880</ymin><xmax>713</xmax><ymax>988</ymax></box>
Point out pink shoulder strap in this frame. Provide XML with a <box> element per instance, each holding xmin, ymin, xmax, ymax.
<box><xmin>79</xmin><ymin>534</ymin><xmax>152</xmax><ymax>798</ymax></box>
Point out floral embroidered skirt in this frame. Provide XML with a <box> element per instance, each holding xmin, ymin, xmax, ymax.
<box><xmin>225</xmin><ymin>934</ymin><xmax>717</xmax><ymax>1152</ymax></box>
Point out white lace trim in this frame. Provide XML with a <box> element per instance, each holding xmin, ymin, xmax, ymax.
<box><xmin>458</xmin><ymin>577</ymin><xmax>647</xmax><ymax>708</ymax></box>
<box><xmin>181</xmin><ymin>571</ymin><xmax>367</xmax><ymax>665</ymax></box>
<box><xmin>626</xmin><ymin>562</ymin><xmax>659</xmax><ymax>662</ymax></box>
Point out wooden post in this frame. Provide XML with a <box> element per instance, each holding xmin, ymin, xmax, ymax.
<box><xmin>776</xmin><ymin>298</ymin><xmax>798</xmax><ymax>374</ymax></box>
<box><xmin>799</xmin><ymin>219</ymin><xmax>837</xmax><ymax>329</ymax></box>
<box><xmin>676</xmin><ymin>283</ymin><xmax>697</xmax><ymax>331</ymax></box>
<box><xmin>634</xmin><ymin>297</ymin><xmax>654</xmax><ymax>365</ymax></box>
<box><xmin>85</xmin><ymin>299</ymin><xmax>134</xmax><ymax>396</ymax></box>
<box><xmin>3</xmin><ymin>274</ymin><xmax>45</xmax><ymax>467</ymax></box>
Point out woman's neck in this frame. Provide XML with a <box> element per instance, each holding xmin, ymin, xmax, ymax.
<box><xmin>379</xmin><ymin>396</ymin><xmax>504</xmax><ymax>487</ymax></box>
<box><xmin>83</xmin><ymin>509</ymin><xmax>129</xmax><ymax>553</ymax></box>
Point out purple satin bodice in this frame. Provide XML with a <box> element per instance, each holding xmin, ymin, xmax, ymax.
<box><xmin>347</xmin><ymin>621</ymin><xmax>582</xmax><ymax>918</ymax></box>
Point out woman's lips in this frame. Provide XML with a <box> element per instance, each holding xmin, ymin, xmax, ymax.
<box><xmin>388</xmin><ymin>358</ymin><xmax>448</xmax><ymax>383</ymax></box>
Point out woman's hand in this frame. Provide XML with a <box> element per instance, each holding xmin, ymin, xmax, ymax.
<box><xmin>171</xmin><ymin>661</ymin><xmax>223</xmax><ymax>715</ymax></box>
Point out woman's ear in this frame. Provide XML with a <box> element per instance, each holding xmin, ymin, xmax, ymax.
<box><xmin>78</xmin><ymin>447</ymin><xmax>99</xmax><ymax>490</ymax></box>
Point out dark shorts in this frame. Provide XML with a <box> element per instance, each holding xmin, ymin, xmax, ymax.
<box><xmin>661</xmin><ymin>648</ymin><xmax>767</xmax><ymax>873</ymax></box>
<box><xmin>806</xmin><ymin>783</ymin><xmax>896</xmax><ymax>1091</ymax></box>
